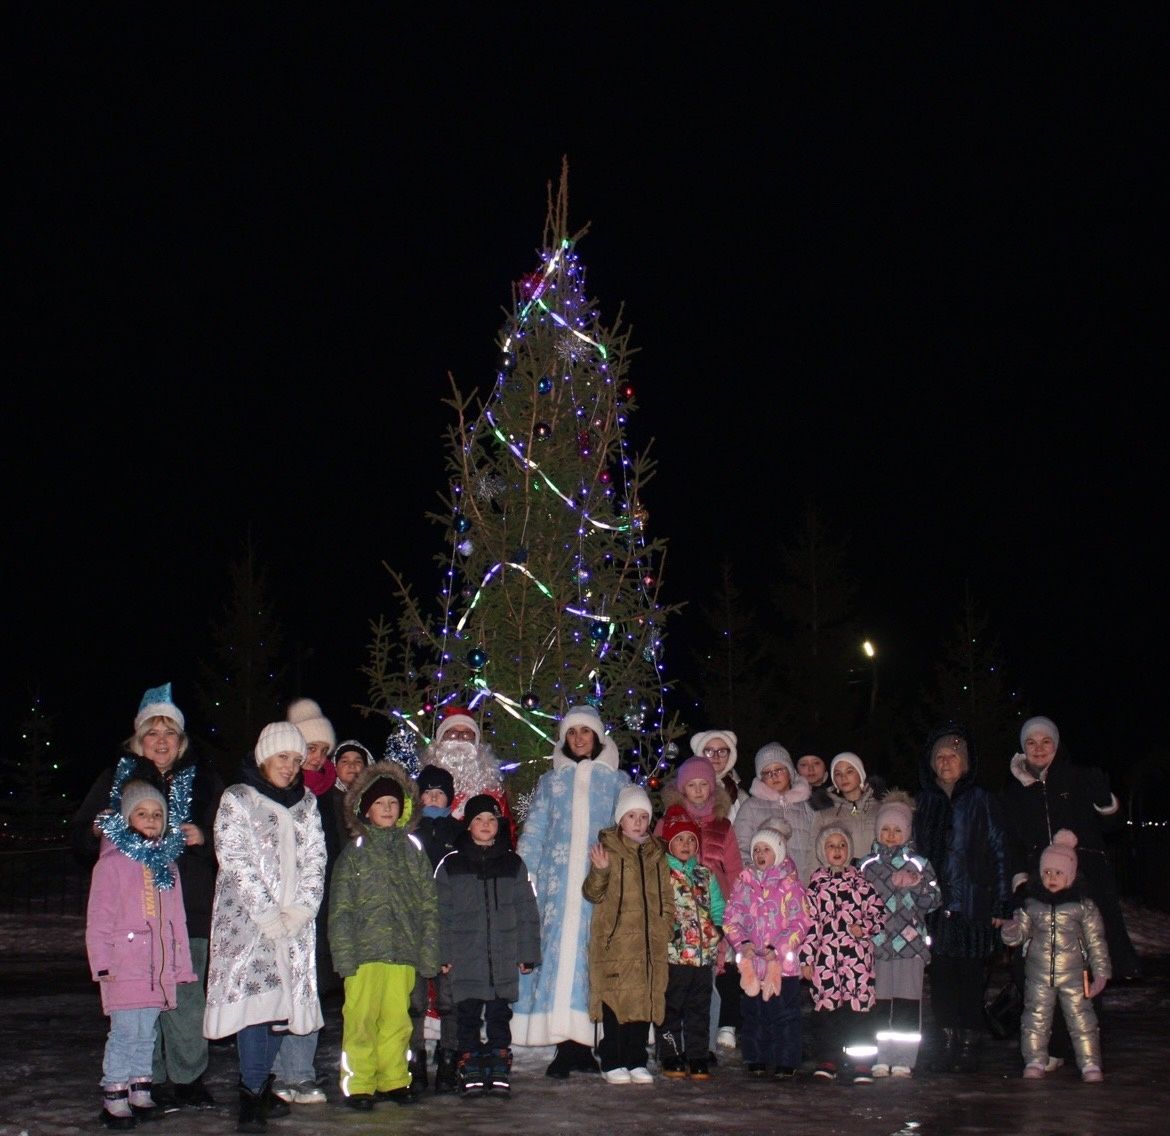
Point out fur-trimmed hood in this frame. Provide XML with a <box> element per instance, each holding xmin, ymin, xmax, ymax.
<box><xmin>341</xmin><ymin>760</ymin><xmax>417</xmax><ymax>838</ymax></box>
<box><xmin>659</xmin><ymin>776</ymin><xmax>735</xmax><ymax>821</ymax></box>
<box><xmin>746</xmin><ymin>773</ymin><xmax>811</xmax><ymax>806</ymax></box>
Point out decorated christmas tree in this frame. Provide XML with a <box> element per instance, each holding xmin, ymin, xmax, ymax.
<box><xmin>364</xmin><ymin>164</ymin><xmax>682</xmax><ymax>799</ymax></box>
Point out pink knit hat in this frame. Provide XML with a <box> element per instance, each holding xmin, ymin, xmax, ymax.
<box><xmin>1040</xmin><ymin>829</ymin><xmax>1078</xmax><ymax>880</ymax></box>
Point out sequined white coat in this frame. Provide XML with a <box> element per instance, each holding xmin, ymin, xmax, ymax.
<box><xmin>203</xmin><ymin>779</ymin><xmax>326</xmax><ymax>1039</ymax></box>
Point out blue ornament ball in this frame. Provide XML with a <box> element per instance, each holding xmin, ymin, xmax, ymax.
<box><xmin>589</xmin><ymin>621</ymin><xmax>607</xmax><ymax>641</ymax></box>
<box><xmin>467</xmin><ymin>647</ymin><xmax>488</xmax><ymax>669</ymax></box>
<box><xmin>454</xmin><ymin>514</ymin><xmax>472</xmax><ymax>534</ymax></box>
<box><xmin>538</xmin><ymin>375</ymin><xmax>553</xmax><ymax>394</ymax></box>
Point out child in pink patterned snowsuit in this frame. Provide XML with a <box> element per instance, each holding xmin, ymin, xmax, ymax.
<box><xmin>723</xmin><ymin>821</ymin><xmax>810</xmax><ymax>1077</ymax></box>
<box><xmin>801</xmin><ymin>823</ymin><xmax>886</xmax><ymax>1084</ymax></box>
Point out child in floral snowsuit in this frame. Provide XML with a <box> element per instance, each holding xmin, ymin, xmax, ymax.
<box><xmin>858</xmin><ymin>791</ymin><xmax>941</xmax><ymax>1076</ymax></box>
<box><xmin>658</xmin><ymin>806</ymin><xmax>725</xmax><ymax>1079</ymax></box>
<box><xmin>723</xmin><ymin>820</ymin><xmax>810</xmax><ymax>1078</ymax></box>
<box><xmin>802</xmin><ymin>823</ymin><xmax>886</xmax><ymax>1084</ymax></box>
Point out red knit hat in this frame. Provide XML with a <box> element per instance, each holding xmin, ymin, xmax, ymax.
<box><xmin>662</xmin><ymin>805</ymin><xmax>701</xmax><ymax>850</ymax></box>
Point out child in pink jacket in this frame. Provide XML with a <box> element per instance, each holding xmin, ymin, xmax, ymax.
<box><xmin>87</xmin><ymin>779</ymin><xmax>196</xmax><ymax>1129</ymax></box>
<box><xmin>722</xmin><ymin>821</ymin><xmax>810</xmax><ymax>1078</ymax></box>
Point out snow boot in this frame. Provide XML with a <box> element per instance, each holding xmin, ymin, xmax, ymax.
<box><xmin>237</xmin><ymin>1081</ymin><xmax>266</xmax><ymax>1134</ymax></box>
<box><xmin>260</xmin><ymin>1075</ymin><xmax>290</xmax><ymax>1118</ymax></box>
<box><xmin>409</xmin><ymin>1050</ymin><xmax>429</xmax><ymax>1092</ymax></box>
<box><xmin>100</xmin><ymin>1084</ymin><xmax>137</xmax><ymax>1130</ymax></box>
<box><xmin>954</xmin><ymin>1028</ymin><xmax>982</xmax><ymax>1073</ymax></box>
<box><xmin>174</xmin><ymin>1076</ymin><xmax>216</xmax><ymax>1109</ymax></box>
<box><xmin>458</xmin><ymin>1051</ymin><xmax>485</xmax><ymax>1096</ymax></box>
<box><xmin>485</xmin><ymin>1047</ymin><xmax>512</xmax><ymax>1094</ymax></box>
<box><xmin>928</xmin><ymin>1027</ymin><xmax>956</xmax><ymax>1073</ymax></box>
<box><xmin>127</xmin><ymin>1080</ymin><xmax>156</xmax><ymax>1122</ymax></box>
<box><xmin>657</xmin><ymin>1028</ymin><xmax>684</xmax><ymax>1075</ymax></box>
<box><xmin>435</xmin><ymin>1047</ymin><xmax>460</xmax><ymax>1093</ymax></box>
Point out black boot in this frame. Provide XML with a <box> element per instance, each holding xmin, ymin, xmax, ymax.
<box><xmin>458</xmin><ymin>1052</ymin><xmax>485</xmax><ymax>1096</ymax></box>
<box><xmin>174</xmin><ymin>1076</ymin><xmax>216</xmax><ymax>1110</ymax></box>
<box><xmin>127</xmin><ymin>1080</ymin><xmax>157</xmax><ymax>1122</ymax></box>
<box><xmin>928</xmin><ymin>1027</ymin><xmax>957</xmax><ymax>1073</ymax></box>
<box><xmin>435</xmin><ymin>1048</ymin><xmax>460</xmax><ymax>1093</ymax></box>
<box><xmin>484</xmin><ymin>1048</ymin><xmax>512</xmax><ymax>1094</ymax></box>
<box><xmin>99</xmin><ymin>1085</ymin><xmax>137</xmax><ymax>1130</ymax></box>
<box><xmin>545</xmin><ymin>1042</ymin><xmax>574</xmax><ymax>1079</ymax></box>
<box><xmin>237</xmin><ymin>1082</ymin><xmax>265</xmax><ymax>1134</ymax></box>
<box><xmin>409</xmin><ymin>1050</ymin><xmax>429</xmax><ymax>1092</ymax></box>
<box><xmin>954</xmin><ymin>1028</ymin><xmax>982</xmax><ymax>1073</ymax></box>
<box><xmin>260</xmin><ymin>1074</ymin><xmax>289</xmax><ymax>1118</ymax></box>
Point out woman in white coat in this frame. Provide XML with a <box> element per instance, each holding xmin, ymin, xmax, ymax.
<box><xmin>204</xmin><ymin>722</ymin><xmax>326</xmax><ymax>1131</ymax></box>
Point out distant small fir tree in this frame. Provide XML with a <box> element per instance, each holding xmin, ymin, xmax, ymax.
<box><xmin>1</xmin><ymin>691</ymin><xmax>71</xmax><ymax>843</ymax></box>
<box><xmin>364</xmin><ymin>162</ymin><xmax>683</xmax><ymax>798</ymax></box>
<box><xmin>196</xmin><ymin>536</ymin><xmax>288</xmax><ymax>777</ymax></box>
<box><xmin>913</xmin><ymin>583</ymin><xmax>1026</xmax><ymax>790</ymax></box>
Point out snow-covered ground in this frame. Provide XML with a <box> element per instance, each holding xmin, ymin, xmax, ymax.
<box><xmin>2</xmin><ymin>903</ymin><xmax>1168</xmax><ymax>1136</ymax></box>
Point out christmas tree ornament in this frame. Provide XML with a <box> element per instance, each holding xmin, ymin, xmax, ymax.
<box><xmin>467</xmin><ymin>647</ymin><xmax>488</xmax><ymax>669</ymax></box>
<box><xmin>473</xmin><ymin>472</ymin><xmax>506</xmax><ymax>501</ymax></box>
<box><xmin>521</xmin><ymin>691</ymin><xmax>540</xmax><ymax>710</ymax></box>
<box><xmin>538</xmin><ymin>374</ymin><xmax>553</xmax><ymax>394</ymax></box>
<box><xmin>457</xmin><ymin>539</ymin><xmax>474</xmax><ymax>557</ymax></box>
<box><xmin>618</xmin><ymin>382</ymin><xmax>635</xmax><ymax>402</ymax></box>
<box><xmin>599</xmin><ymin>469</ymin><xmax>612</xmax><ymax>485</ymax></box>
<box><xmin>641</xmin><ymin>571</ymin><xmax>656</xmax><ymax>588</ymax></box>
<box><xmin>453</xmin><ymin>514</ymin><xmax>472</xmax><ymax>534</ymax></box>
<box><xmin>423</xmin><ymin>701</ymin><xmax>436</xmax><ymax>715</ymax></box>
<box><xmin>534</xmin><ymin>422</ymin><xmax>552</xmax><ymax>440</ymax></box>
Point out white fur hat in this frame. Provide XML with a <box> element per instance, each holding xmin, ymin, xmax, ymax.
<box><xmin>691</xmin><ymin>729</ymin><xmax>738</xmax><ymax>769</ymax></box>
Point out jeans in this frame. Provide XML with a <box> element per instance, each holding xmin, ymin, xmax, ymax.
<box><xmin>237</xmin><ymin>1024</ymin><xmax>285</xmax><ymax>1094</ymax></box>
<box><xmin>152</xmin><ymin>936</ymin><xmax>209</xmax><ymax>1085</ymax></box>
<box><xmin>273</xmin><ymin>1028</ymin><xmax>318</xmax><ymax>1085</ymax></box>
<box><xmin>103</xmin><ymin>1007</ymin><xmax>161</xmax><ymax>1087</ymax></box>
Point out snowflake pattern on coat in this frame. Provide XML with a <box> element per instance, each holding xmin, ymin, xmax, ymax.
<box><xmin>800</xmin><ymin>865</ymin><xmax>886</xmax><ymax>1011</ymax></box>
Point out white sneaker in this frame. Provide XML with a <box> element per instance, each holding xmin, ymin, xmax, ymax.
<box><xmin>891</xmin><ymin>1065</ymin><xmax>913</xmax><ymax>1078</ymax></box>
<box><xmin>271</xmin><ymin>1082</ymin><xmax>295</xmax><ymax>1103</ymax></box>
<box><xmin>290</xmin><ymin>1082</ymin><xmax>326</xmax><ymax>1104</ymax></box>
<box><xmin>716</xmin><ymin>1027</ymin><xmax>736</xmax><ymax>1049</ymax></box>
<box><xmin>628</xmin><ymin>1067</ymin><xmax>653</xmax><ymax>1084</ymax></box>
<box><xmin>602</xmin><ymin>1067</ymin><xmax>632</xmax><ymax>1084</ymax></box>
<box><xmin>872</xmin><ymin>1063</ymin><xmax>890</xmax><ymax>1078</ymax></box>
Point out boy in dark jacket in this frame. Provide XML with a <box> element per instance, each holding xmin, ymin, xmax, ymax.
<box><xmin>435</xmin><ymin>794</ymin><xmax>541</xmax><ymax>1096</ymax></box>
<box><xmin>409</xmin><ymin>764</ymin><xmax>465</xmax><ymax>1092</ymax></box>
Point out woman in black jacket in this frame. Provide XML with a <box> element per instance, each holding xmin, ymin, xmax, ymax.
<box><xmin>912</xmin><ymin>723</ymin><xmax>1011</xmax><ymax>1074</ymax></box>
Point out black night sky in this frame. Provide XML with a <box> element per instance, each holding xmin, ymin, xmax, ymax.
<box><xmin>10</xmin><ymin>10</ymin><xmax>1165</xmax><ymax>781</ymax></box>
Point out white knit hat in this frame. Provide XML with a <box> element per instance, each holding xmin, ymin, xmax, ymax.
<box><xmin>287</xmin><ymin>698</ymin><xmax>335</xmax><ymax>751</ymax></box>
<box><xmin>134</xmin><ymin>682</ymin><xmax>185</xmax><ymax>733</ymax></box>
<box><xmin>750</xmin><ymin>819</ymin><xmax>791</xmax><ymax>864</ymax></box>
<box><xmin>615</xmin><ymin>784</ymin><xmax>653</xmax><ymax>824</ymax></box>
<box><xmin>255</xmin><ymin>721</ymin><xmax>307</xmax><ymax>765</ymax></box>
<box><xmin>1020</xmin><ymin>716</ymin><xmax>1060</xmax><ymax>752</ymax></box>
<box><xmin>691</xmin><ymin>729</ymin><xmax>738</xmax><ymax>769</ymax></box>
<box><xmin>830</xmin><ymin>752</ymin><xmax>867</xmax><ymax>787</ymax></box>
<box><xmin>120</xmin><ymin>779</ymin><xmax>167</xmax><ymax>826</ymax></box>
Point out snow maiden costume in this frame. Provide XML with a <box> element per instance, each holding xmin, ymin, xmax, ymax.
<box><xmin>512</xmin><ymin>705</ymin><xmax>628</xmax><ymax>1069</ymax></box>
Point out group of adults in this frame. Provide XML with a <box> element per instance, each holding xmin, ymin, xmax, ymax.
<box><xmin>74</xmin><ymin>685</ymin><xmax>1136</xmax><ymax>1108</ymax></box>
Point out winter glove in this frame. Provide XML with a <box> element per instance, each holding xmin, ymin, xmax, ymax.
<box><xmin>737</xmin><ymin>950</ymin><xmax>761</xmax><ymax>997</ymax></box>
<box><xmin>1087</xmin><ymin>975</ymin><xmax>1108</xmax><ymax>999</ymax></box>
<box><xmin>257</xmin><ymin>912</ymin><xmax>286</xmax><ymax>941</ymax></box>
<box><xmin>890</xmin><ymin>867</ymin><xmax>921</xmax><ymax>888</ymax></box>
<box><xmin>761</xmin><ymin>957</ymin><xmax>783</xmax><ymax>1002</ymax></box>
<box><xmin>280</xmin><ymin>905</ymin><xmax>315</xmax><ymax>937</ymax></box>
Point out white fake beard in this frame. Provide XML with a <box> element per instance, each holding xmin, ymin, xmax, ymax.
<box><xmin>432</xmin><ymin>739</ymin><xmax>502</xmax><ymax>798</ymax></box>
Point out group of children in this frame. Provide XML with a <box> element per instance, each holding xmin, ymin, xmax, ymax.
<box><xmin>88</xmin><ymin>736</ymin><xmax>1113</xmax><ymax>1128</ymax></box>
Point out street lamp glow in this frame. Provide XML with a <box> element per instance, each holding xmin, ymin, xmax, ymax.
<box><xmin>862</xmin><ymin>640</ymin><xmax>875</xmax><ymax>658</ymax></box>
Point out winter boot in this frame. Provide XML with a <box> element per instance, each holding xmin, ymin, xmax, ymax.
<box><xmin>409</xmin><ymin>1049</ymin><xmax>429</xmax><ymax>1092</ymax></box>
<box><xmin>237</xmin><ymin>1081</ymin><xmax>266</xmax><ymax>1134</ymax></box>
<box><xmin>657</xmin><ymin>1028</ymin><xmax>685</xmax><ymax>1077</ymax></box>
<box><xmin>928</xmin><ymin>1027</ymin><xmax>957</xmax><ymax>1073</ymax></box>
<box><xmin>485</xmin><ymin>1048</ymin><xmax>513</xmax><ymax>1094</ymax></box>
<box><xmin>259</xmin><ymin>1074</ymin><xmax>289</xmax><ymax>1119</ymax></box>
<box><xmin>174</xmin><ymin>1076</ymin><xmax>216</xmax><ymax>1109</ymax></box>
<box><xmin>458</xmin><ymin>1051</ymin><xmax>485</xmax><ymax>1096</ymax></box>
<box><xmin>435</xmin><ymin>1048</ymin><xmax>460</xmax><ymax>1093</ymax></box>
<box><xmin>127</xmin><ymin>1080</ymin><xmax>157</xmax><ymax>1122</ymax></box>
<box><xmin>954</xmin><ymin>1028</ymin><xmax>982</xmax><ymax>1074</ymax></box>
<box><xmin>100</xmin><ymin>1084</ymin><xmax>137</xmax><ymax>1130</ymax></box>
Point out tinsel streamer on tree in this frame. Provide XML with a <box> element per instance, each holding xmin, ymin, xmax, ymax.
<box><xmin>95</xmin><ymin>756</ymin><xmax>194</xmax><ymax>889</ymax></box>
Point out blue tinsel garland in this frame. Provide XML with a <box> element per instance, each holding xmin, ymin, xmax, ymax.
<box><xmin>96</xmin><ymin>755</ymin><xmax>195</xmax><ymax>889</ymax></box>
